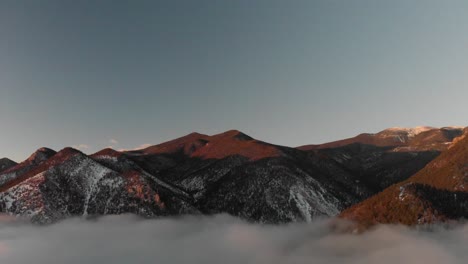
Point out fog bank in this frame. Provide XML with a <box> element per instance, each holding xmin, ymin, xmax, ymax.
<box><xmin>0</xmin><ymin>214</ymin><xmax>466</xmax><ymax>264</ymax></box>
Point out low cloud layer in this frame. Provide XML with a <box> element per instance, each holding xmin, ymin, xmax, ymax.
<box><xmin>0</xmin><ymin>215</ymin><xmax>466</xmax><ymax>264</ymax></box>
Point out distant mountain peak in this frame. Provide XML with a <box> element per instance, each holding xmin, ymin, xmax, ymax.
<box><xmin>214</xmin><ymin>130</ymin><xmax>254</xmax><ymax>141</ymax></box>
<box><xmin>0</xmin><ymin>158</ymin><xmax>17</xmax><ymax>173</ymax></box>
<box><xmin>91</xmin><ymin>148</ymin><xmax>123</xmax><ymax>158</ymax></box>
<box><xmin>26</xmin><ymin>147</ymin><xmax>56</xmax><ymax>164</ymax></box>
<box><xmin>185</xmin><ymin>132</ymin><xmax>207</xmax><ymax>137</ymax></box>
<box><xmin>299</xmin><ymin>126</ymin><xmax>466</xmax><ymax>151</ymax></box>
<box><xmin>380</xmin><ymin>126</ymin><xmax>435</xmax><ymax>137</ymax></box>
<box><xmin>52</xmin><ymin>147</ymin><xmax>83</xmax><ymax>159</ymax></box>
<box><xmin>132</xmin><ymin>129</ymin><xmax>274</xmax><ymax>160</ymax></box>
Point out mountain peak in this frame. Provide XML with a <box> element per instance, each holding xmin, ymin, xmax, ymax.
<box><xmin>137</xmin><ymin>132</ymin><xmax>209</xmax><ymax>155</ymax></box>
<box><xmin>26</xmin><ymin>147</ymin><xmax>56</xmax><ymax>164</ymax></box>
<box><xmin>131</xmin><ymin>129</ymin><xmax>278</xmax><ymax>160</ymax></box>
<box><xmin>380</xmin><ymin>126</ymin><xmax>435</xmax><ymax>137</ymax></box>
<box><xmin>186</xmin><ymin>132</ymin><xmax>207</xmax><ymax>137</ymax></box>
<box><xmin>0</xmin><ymin>158</ymin><xmax>17</xmax><ymax>173</ymax></box>
<box><xmin>91</xmin><ymin>148</ymin><xmax>123</xmax><ymax>158</ymax></box>
<box><xmin>0</xmin><ymin>157</ymin><xmax>16</xmax><ymax>163</ymax></box>
<box><xmin>212</xmin><ymin>130</ymin><xmax>254</xmax><ymax>141</ymax></box>
<box><xmin>299</xmin><ymin>126</ymin><xmax>466</xmax><ymax>151</ymax></box>
<box><xmin>220</xmin><ymin>129</ymin><xmax>242</xmax><ymax>135</ymax></box>
<box><xmin>56</xmin><ymin>147</ymin><xmax>83</xmax><ymax>156</ymax></box>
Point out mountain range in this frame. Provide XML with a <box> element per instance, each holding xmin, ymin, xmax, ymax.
<box><xmin>0</xmin><ymin>126</ymin><xmax>466</xmax><ymax>225</ymax></box>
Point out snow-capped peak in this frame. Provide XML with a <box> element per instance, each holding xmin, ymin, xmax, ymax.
<box><xmin>382</xmin><ymin>126</ymin><xmax>435</xmax><ymax>137</ymax></box>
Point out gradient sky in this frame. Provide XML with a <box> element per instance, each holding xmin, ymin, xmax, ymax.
<box><xmin>1</xmin><ymin>0</ymin><xmax>468</xmax><ymax>161</ymax></box>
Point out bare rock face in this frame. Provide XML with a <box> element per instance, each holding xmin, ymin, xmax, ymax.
<box><xmin>0</xmin><ymin>127</ymin><xmax>465</xmax><ymax>224</ymax></box>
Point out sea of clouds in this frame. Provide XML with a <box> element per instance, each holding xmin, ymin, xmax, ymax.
<box><xmin>0</xmin><ymin>214</ymin><xmax>466</xmax><ymax>264</ymax></box>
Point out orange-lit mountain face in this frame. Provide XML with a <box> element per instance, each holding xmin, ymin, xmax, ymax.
<box><xmin>341</xmin><ymin>128</ymin><xmax>468</xmax><ymax>228</ymax></box>
<box><xmin>298</xmin><ymin>127</ymin><xmax>464</xmax><ymax>152</ymax></box>
<box><xmin>0</xmin><ymin>127</ymin><xmax>466</xmax><ymax>225</ymax></box>
<box><xmin>132</xmin><ymin>130</ymin><xmax>282</xmax><ymax>161</ymax></box>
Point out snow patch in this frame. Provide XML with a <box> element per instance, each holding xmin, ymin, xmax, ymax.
<box><xmin>398</xmin><ymin>184</ymin><xmax>413</xmax><ymax>202</ymax></box>
<box><xmin>383</xmin><ymin>126</ymin><xmax>435</xmax><ymax>138</ymax></box>
<box><xmin>289</xmin><ymin>181</ymin><xmax>340</xmax><ymax>221</ymax></box>
<box><xmin>399</xmin><ymin>186</ymin><xmax>407</xmax><ymax>201</ymax></box>
<box><xmin>67</xmin><ymin>157</ymin><xmax>114</xmax><ymax>216</ymax></box>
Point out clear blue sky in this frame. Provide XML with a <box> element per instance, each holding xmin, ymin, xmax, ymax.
<box><xmin>1</xmin><ymin>0</ymin><xmax>468</xmax><ymax>161</ymax></box>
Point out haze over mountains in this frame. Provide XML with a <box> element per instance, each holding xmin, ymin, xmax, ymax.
<box><xmin>0</xmin><ymin>126</ymin><xmax>466</xmax><ymax>226</ymax></box>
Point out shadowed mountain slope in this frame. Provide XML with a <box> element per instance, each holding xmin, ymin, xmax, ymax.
<box><xmin>0</xmin><ymin>158</ymin><xmax>17</xmax><ymax>173</ymax></box>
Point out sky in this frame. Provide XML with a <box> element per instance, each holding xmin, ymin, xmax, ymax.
<box><xmin>1</xmin><ymin>0</ymin><xmax>468</xmax><ymax>161</ymax></box>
